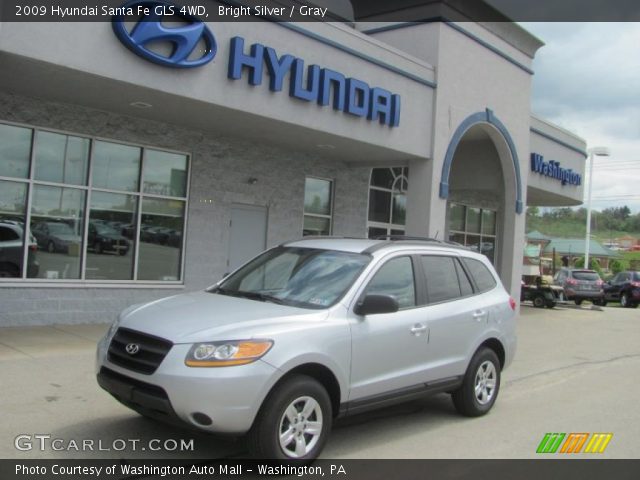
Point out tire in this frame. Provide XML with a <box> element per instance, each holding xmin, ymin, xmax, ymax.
<box><xmin>94</xmin><ymin>242</ymin><xmax>103</xmax><ymax>254</ymax></box>
<box><xmin>574</xmin><ymin>299</ymin><xmax>583</xmax><ymax>306</ymax></box>
<box><xmin>247</xmin><ymin>375</ymin><xmax>332</xmax><ymax>461</ymax></box>
<box><xmin>620</xmin><ymin>293</ymin><xmax>632</xmax><ymax>308</ymax></box>
<box><xmin>593</xmin><ymin>299</ymin><xmax>607</xmax><ymax>307</ymax></box>
<box><xmin>545</xmin><ymin>301</ymin><xmax>556</xmax><ymax>309</ymax></box>
<box><xmin>0</xmin><ymin>262</ymin><xmax>20</xmax><ymax>278</ymax></box>
<box><xmin>532</xmin><ymin>295</ymin><xmax>545</xmax><ymax>308</ymax></box>
<box><xmin>452</xmin><ymin>347</ymin><xmax>501</xmax><ymax>417</ymax></box>
<box><xmin>47</xmin><ymin>241</ymin><xmax>55</xmax><ymax>253</ymax></box>
<box><xmin>118</xmin><ymin>249</ymin><xmax>127</xmax><ymax>256</ymax></box>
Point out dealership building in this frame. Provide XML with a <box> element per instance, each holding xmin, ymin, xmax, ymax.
<box><xmin>0</xmin><ymin>1</ymin><xmax>588</xmax><ymax>326</ymax></box>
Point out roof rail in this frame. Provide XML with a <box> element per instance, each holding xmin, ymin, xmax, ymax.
<box><xmin>371</xmin><ymin>235</ymin><xmax>441</xmax><ymax>242</ymax></box>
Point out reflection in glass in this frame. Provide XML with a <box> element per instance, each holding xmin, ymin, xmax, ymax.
<box><xmin>29</xmin><ymin>186</ymin><xmax>85</xmax><ymax>279</ymax></box>
<box><xmin>138</xmin><ymin>198</ymin><xmax>185</xmax><ymax>281</ymax></box>
<box><xmin>449</xmin><ymin>203</ymin><xmax>465</xmax><ymax>232</ymax></box>
<box><xmin>86</xmin><ymin>192</ymin><xmax>136</xmax><ymax>280</ymax></box>
<box><xmin>92</xmin><ymin>141</ymin><xmax>141</xmax><ymax>192</ymax></box>
<box><xmin>0</xmin><ymin>124</ymin><xmax>32</xmax><ymax>179</ymax></box>
<box><xmin>466</xmin><ymin>207</ymin><xmax>482</xmax><ymax>233</ymax></box>
<box><xmin>143</xmin><ymin>150</ymin><xmax>188</xmax><ymax>197</ymax></box>
<box><xmin>304</xmin><ymin>178</ymin><xmax>332</xmax><ymax>215</ymax></box>
<box><xmin>482</xmin><ymin>209</ymin><xmax>497</xmax><ymax>235</ymax></box>
<box><xmin>370</xmin><ymin>168</ymin><xmax>395</xmax><ymax>189</ymax></box>
<box><xmin>0</xmin><ymin>180</ymin><xmax>29</xmax><ymax>278</ymax></box>
<box><xmin>368</xmin><ymin>227</ymin><xmax>387</xmax><ymax>238</ymax></box>
<box><xmin>303</xmin><ymin>216</ymin><xmax>330</xmax><ymax>236</ymax></box>
<box><xmin>34</xmin><ymin>132</ymin><xmax>89</xmax><ymax>185</ymax></box>
<box><xmin>368</xmin><ymin>189</ymin><xmax>391</xmax><ymax>223</ymax></box>
<box><xmin>392</xmin><ymin>192</ymin><xmax>406</xmax><ymax>225</ymax></box>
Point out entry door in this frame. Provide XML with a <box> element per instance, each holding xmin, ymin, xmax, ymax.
<box><xmin>227</xmin><ymin>204</ymin><xmax>267</xmax><ymax>271</ymax></box>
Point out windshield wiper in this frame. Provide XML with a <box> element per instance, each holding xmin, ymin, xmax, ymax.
<box><xmin>212</xmin><ymin>287</ymin><xmax>287</xmax><ymax>305</ymax></box>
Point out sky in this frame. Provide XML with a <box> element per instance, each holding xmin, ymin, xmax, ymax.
<box><xmin>520</xmin><ymin>22</ymin><xmax>640</xmax><ymax>213</ymax></box>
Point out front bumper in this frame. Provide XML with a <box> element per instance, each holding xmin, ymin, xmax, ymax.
<box><xmin>96</xmin><ymin>333</ymin><xmax>279</xmax><ymax>434</ymax></box>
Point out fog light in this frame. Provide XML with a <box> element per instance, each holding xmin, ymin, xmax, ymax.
<box><xmin>192</xmin><ymin>412</ymin><xmax>212</xmax><ymax>426</ymax></box>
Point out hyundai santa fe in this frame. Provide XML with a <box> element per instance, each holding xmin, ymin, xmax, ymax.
<box><xmin>96</xmin><ymin>237</ymin><xmax>517</xmax><ymax>460</ymax></box>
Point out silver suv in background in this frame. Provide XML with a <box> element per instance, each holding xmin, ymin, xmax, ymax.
<box><xmin>97</xmin><ymin>237</ymin><xmax>517</xmax><ymax>460</ymax></box>
<box><xmin>553</xmin><ymin>268</ymin><xmax>604</xmax><ymax>305</ymax></box>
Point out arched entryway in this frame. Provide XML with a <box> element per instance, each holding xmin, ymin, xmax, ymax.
<box><xmin>439</xmin><ymin>109</ymin><xmax>522</xmax><ymax>286</ymax></box>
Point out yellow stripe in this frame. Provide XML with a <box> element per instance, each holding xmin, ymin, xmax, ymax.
<box><xmin>597</xmin><ymin>434</ymin><xmax>613</xmax><ymax>453</ymax></box>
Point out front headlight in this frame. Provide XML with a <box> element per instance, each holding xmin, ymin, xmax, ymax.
<box><xmin>185</xmin><ymin>340</ymin><xmax>273</xmax><ymax>367</ymax></box>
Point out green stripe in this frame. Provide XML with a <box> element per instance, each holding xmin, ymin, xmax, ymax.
<box><xmin>536</xmin><ymin>433</ymin><xmax>565</xmax><ymax>453</ymax></box>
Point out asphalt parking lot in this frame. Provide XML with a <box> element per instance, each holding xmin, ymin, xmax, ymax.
<box><xmin>0</xmin><ymin>303</ymin><xmax>638</xmax><ymax>459</ymax></box>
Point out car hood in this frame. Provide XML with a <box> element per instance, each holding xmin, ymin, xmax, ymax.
<box><xmin>54</xmin><ymin>234</ymin><xmax>81</xmax><ymax>243</ymax></box>
<box><xmin>118</xmin><ymin>291</ymin><xmax>328</xmax><ymax>343</ymax></box>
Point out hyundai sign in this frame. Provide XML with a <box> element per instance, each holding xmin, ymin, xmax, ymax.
<box><xmin>112</xmin><ymin>1</ymin><xmax>401</xmax><ymax>127</ymax></box>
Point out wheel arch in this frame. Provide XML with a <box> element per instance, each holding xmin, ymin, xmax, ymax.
<box><xmin>477</xmin><ymin>338</ymin><xmax>506</xmax><ymax>370</ymax></box>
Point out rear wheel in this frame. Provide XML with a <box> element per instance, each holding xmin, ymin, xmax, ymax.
<box><xmin>452</xmin><ymin>348</ymin><xmax>501</xmax><ymax>417</ymax></box>
<box><xmin>47</xmin><ymin>241</ymin><xmax>55</xmax><ymax>253</ymax></box>
<box><xmin>247</xmin><ymin>375</ymin><xmax>332</xmax><ymax>461</ymax></box>
<box><xmin>533</xmin><ymin>295</ymin><xmax>545</xmax><ymax>308</ymax></box>
<box><xmin>94</xmin><ymin>242</ymin><xmax>103</xmax><ymax>254</ymax></box>
<box><xmin>574</xmin><ymin>299</ymin><xmax>583</xmax><ymax>306</ymax></box>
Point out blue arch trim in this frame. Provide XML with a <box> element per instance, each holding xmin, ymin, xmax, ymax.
<box><xmin>439</xmin><ymin>109</ymin><xmax>524</xmax><ymax>214</ymax></box>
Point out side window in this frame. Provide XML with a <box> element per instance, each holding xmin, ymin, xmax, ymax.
<box><xmin>421</xmin><ymin>256</ymin><xmax>462</xmax><ymax>303</ymax></box>
<box><xmin>462</xmin><ymin>257</ymin><xmax>498</xmax><ymax>292</ymax></box>
<box><xmin>363</xmin><ymin>256</ymin><xmax>415</xmax><ymax>309</ymax></box>
<box><xmin>0</xmin><ymin>226</ymin><xmax>19</xmax><ymax>242</ymax></box>
<box><xmin>455</xmin><ymin>259</ymin><xmax>474</xmax><ymax>296</ymax></box>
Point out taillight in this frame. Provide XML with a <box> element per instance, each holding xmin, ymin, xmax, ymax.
<box><xmin>631</xmin><ymin>282</ymin><xmax>640</xmax><ymax>288</ymax></box>
<box><xmin>509</xmin><ymin>297</ymin><xmax>516</xmax><ymax>311</ymax></box>
<box><xmin>28</xmin><ymin>244</ymin><xmax>37</xmax><ymax>252</ymax></box>
<box><xmin>566</xmin><ymin>278</ymin><xmax>577</xmax><ymax>285</ymax></box>
<box><xmin>596</xmin><ymin>279</ymin><xmax>604</xmax><ymax>286</ymax></box>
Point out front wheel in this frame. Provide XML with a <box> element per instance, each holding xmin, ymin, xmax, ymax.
<box><xmin>621</xmin><ymin>293</ymin><xmax>631</xmax><ymax>308</ymax></box>
<box><xmin>574</xmin><ymin>299</ymin><xmax>583</xmax><ymax>306</ymax></box>
<box><xmin>452</xmin><ymin>347</ymin><xmax>501</xmax><ymax>417</ymax></box>
<box><xmin>247</xmin><ymin>375</ymin><xmax>332</xmax><ymax>461</ymax></box>
<box><xmin>532</xmin><ymin>295</ymin><xmax>545</xmax><ymax>308</ymax></box>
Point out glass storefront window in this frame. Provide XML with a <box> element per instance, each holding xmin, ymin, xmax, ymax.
<box><xmin>143</xmin><ymin>150</ymin><xmax>188</xmax><ymax>197</ymax></box>
<box><xmin>29</xmin><ymin>186</ymin><xmax>85</xmax><ymax>279</ymax></box>
<box><xmin>448</xmin><ymin>203</ymin><xmax>497</xmax><ymax>264</ymax></box>
<box><xmin>86</xmin><ymin>192</ymin><xmax>137</xmax><ymax>280</ymax></box>
<box><xmin>34</xmin><ymin>131</ymin><xmax>89</xmax><ymax>186</ymax></box>
<box><xmin>0</xmin><ymin>180</ymin><xmax>28</xmax><ymax>278</ymax></box>
<box><xmin>92</xmin><ymin>141</ymin><xmax>141</xmax><ymax>192</ymax></box>
<box><xmin>303</xmin><ymin>177</ymin><xmax>333</xmax><ymax>236</ymax></box>
<box><xmin>138</xmin><ymin>198</ymin><xmax>185</xmax><ymax>281</ymax></box>
<box><xmin>367</xmin><ymin>167</ymin><xmax>408</xmax><ymax>237</ymax></box>
<box><xmin>0</xmin><ymin>122</ymin><xmax>190</xmax><ymax>283</ymax></box>
<box><xmin>0</xmin><ymin>124</ymin><xmax>32</xmax><ymax>179</ymax></box>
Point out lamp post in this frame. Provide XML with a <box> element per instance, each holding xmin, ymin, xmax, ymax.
<box><xmin>585</xmin><ymin>146</ymin><xmax>610</xmax><ymax>269</ymax></box>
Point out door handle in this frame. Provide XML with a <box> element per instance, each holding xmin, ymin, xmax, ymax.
<box><xmin>410</xmin><ymin>323</ymin><xmax>428</xmax><ymax>336</ymax></box>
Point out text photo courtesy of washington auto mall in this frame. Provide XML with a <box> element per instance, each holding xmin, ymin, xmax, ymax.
<box><xmin>1</xmin><ymin>1</ymin><xmax>639</xmax><ymax>479</ymax></box>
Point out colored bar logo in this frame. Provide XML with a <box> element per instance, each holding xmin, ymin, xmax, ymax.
<box><xmin>537</xmin><ymin>433</ymin><xmax>612</xmax><ymax>454</ymax></box>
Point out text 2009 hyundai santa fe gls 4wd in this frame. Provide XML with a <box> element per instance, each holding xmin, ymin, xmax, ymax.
<box><xmin>96</xmin><ymin>237</ymin><xmax>517</xmax><ymax>460</ymax></box>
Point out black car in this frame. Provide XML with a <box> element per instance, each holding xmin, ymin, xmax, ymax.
<box><xmin>88</xmin><ymin>222</ymin><xmax>130</xmax><ymax>255</ymax></box>
<box><xmin>0</xmin><ymin>221</ymin><xmax>39</xmax><ymax>277</ymax></box>
<box><xmin>32</xmin><ymin>221</ymin><xmax>81</xmax><ymax>254</ymax></box>
<box><xmin>599</xmin><ymin>271</ymin><xmax>640</xmax><ymax>308</ymax></box>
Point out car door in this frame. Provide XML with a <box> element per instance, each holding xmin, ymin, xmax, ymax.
<box><xmin>348</xmin><ymin>255</ymin><xmax>431</xmax><ymax>401</ymax></box>
<box><xmin>612</xmin><ymin>273</ymin><xmax>628</xmax><ymax>300</ymax></box>
<box><xmin>419</xmin><ymin>255</ymin><xmax>490</xmax><ymax>380</ymax></box>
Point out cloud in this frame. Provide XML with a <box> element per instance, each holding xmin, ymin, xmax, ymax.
<box><xmin>522</xmin><ymin>22</ymin><xmax>640</xmax><ymax>212</ymax></box>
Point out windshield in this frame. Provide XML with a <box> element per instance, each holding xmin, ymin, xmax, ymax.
<box><xmin>210</xmin><ymin>246</ymin><xmax>371</xmax><ymax>309</ymax></box>
<box><xmin>95</xmin><ymin>224</ymin><xmax>118</xmax><ymax>235</ymax></box>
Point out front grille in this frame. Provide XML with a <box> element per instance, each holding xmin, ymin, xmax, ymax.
<box><xmin>108</xmin><ymin>327</ymin><xmax>173</xmax><ymax>374</ymax></box>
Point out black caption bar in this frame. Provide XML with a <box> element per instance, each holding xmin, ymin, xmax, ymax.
<box><xmin>1</xmin><ymin>460</ymin><xmax>640</xmax><ymax>480</ymax></box>
<box><xmin>1</xmin><ymin>0</ymin><xmax>640</xmax><ymax>22</ymax></box>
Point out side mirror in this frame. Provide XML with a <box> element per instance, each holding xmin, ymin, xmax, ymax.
<box><xmin>354</xmin><ymin>294</ymin><xmax>399</xmax><ymax>316</ymax></box>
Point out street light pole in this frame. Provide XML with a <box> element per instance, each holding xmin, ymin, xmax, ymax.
<box><xmin>585</xmin><ymin>146</ymin><xmax>610</xmax><ymax>270</ymax></box>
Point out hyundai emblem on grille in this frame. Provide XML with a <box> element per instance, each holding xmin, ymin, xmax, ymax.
<box><xmin>125</xmin><ymin>343</ymin><xmax>140</xmax><ymax>355</ymax></box>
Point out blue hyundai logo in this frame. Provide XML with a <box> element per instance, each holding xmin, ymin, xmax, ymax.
<box><xmin>112</xmin><ymin>0</ymin><xmax>216</xmax><ymax>68</ymax></box>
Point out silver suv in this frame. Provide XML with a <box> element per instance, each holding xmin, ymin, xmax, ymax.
<box><xmin>96</xmin><ymin>237</ymin><xmax>517</xmax><ymax>460</ymax></box>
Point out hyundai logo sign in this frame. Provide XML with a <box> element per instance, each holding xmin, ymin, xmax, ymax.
<box><xmin>125</xmin><ymin>343</ymin><xmax>141</xmax><ymax>355</ymax></box>
<box><xmin>112</xmin><ymin>0</ymin><xmax>216</xmax><ymax>68</ymax></box>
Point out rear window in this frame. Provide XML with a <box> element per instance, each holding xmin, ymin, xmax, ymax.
<box><xmin>572</xmin><ymin>271</ymin><xmax>600</xmax><ymax>281</ymax></box>
<box><xmin>462</xmin><ymin>257</ymin><xmax>497</xmax><ymax>292</ymax></box>
<box><xmin>632</xmin><ymin>272</ymin><xmax>640</xmax><ymax>281</ymax></box>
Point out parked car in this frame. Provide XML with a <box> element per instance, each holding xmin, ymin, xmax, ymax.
<box><xmin>598</xmin><ymin>271</ymin><xmax>640</xmax><ymax>308</ymax></box>
<box><xmin>97</xmin><ymin>237</ymin><xmax>517</xmax><ymax>460</ymax></box>
<box><xmin>553</xmin><ymin>268</ymin><xmax>604</xmax><ymax>305</ymax></box>
<box><xmin>88</xmin><ymin>222</ymin><xmax>130</xmax><ymax>255</ymax></box>
<box><xmin>0</xmin><ymin>220</ymin><xmax>39</xmax><ymax>277</ymax></box>
<box><xmin>32</xmin><ymin>221</ymin><xmax>82</xmax><ymax>254</ymax></box>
